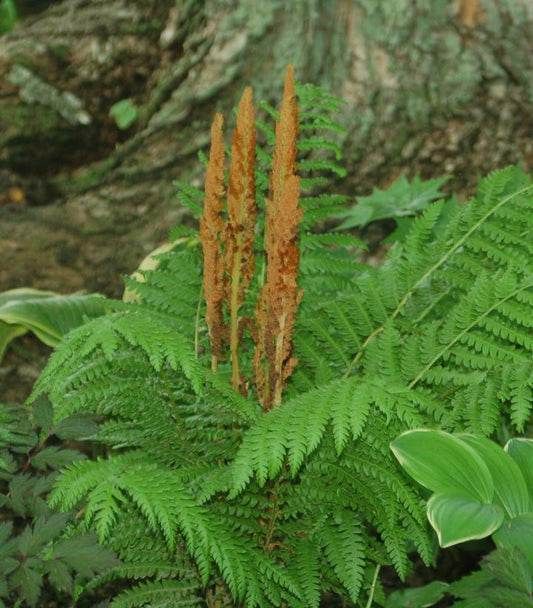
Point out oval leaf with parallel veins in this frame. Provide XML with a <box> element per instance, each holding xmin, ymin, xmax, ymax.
<box><xmin>427</xmin><ymin>494</ymin><xmax>505</xmax><ymax>547</ymax></box>
<box><xmin>391</xmin><ymin>429</ymin><xmax>494</xmax><ymax>503</ymax></box>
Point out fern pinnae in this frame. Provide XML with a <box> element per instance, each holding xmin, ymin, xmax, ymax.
<box><xmin>318</xmin><ymin>510</ymin><xmax>366</xmax><ymax>603</ymax></box>
<box><xmin>508</xmin><ymin>362</ymin><xmax>533</xmax><ymax>431</ymax></box>
<box><xmin>408</xmin><ymin>274</ymin><xmax>533</xmax><ymax>389</ymax></box>
<box><xmin>345</xmin><ymin>175</ymin><xmax>533</xmax><ymax>376</ymax></box>
<box><xmin>110</xmin><ymin>579</ymin><xmax>203</xmax><ymax>608</ymax></box>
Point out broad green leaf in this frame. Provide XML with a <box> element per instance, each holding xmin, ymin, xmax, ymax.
<box><xmin>505</xmin><ymin>439</ymin><xmax>533</xmax><ymax>510</ymax></box>
<box><xmin>0</xmin><ymin>289</ymin><xmax>55</xmax><ymax>359</ymax></box>
<box><xmin>391</xmin><ymin>430</ymin><xmax>494</xmax><ymax>503</ymax></box>
<box><xmin>427</xmin><ymin>494</ymin><xmax>504</xmax><ymax>547</ymax></box>
<box><xmin>0</xmin><ymin>288</ymin><xmax>56</xmax><ymax>307</ymax></box>
<box><xmin>0</xmin><ymin>321</ymin><xmax>26</xmax><ymax>360</ymax></box>
<box><xmin>385</xmin><ymin>580</ymin><xmax>449</xmax><ymax>607</ymax></box>
<box><xmin>0</xmin><ymin>289</ymin><xmax>108</xmax><ymax>362</ymax></box>
<box><xmin>493</xmin><ymin>514</ymin><xmax>533</xmax><ymax>571</ymax></box>
<box><xmin>459</xmin><ymin>435</ymin><xmax>530</xmax><ymax>518</ymax></box>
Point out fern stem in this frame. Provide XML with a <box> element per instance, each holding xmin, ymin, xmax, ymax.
<box><xmin>195</xmin><ymin>284</ymin><xmax>203</xmax><ymax>363</ymax></box>
<box><xmin>262</xmin><ymin>478</ymin><xmax>281</xmax><ymax>554</ymax></box>
<box><xmin>409</xmin><ymin>278</ymin><xmax>533</xmax><ymax>389</ymax></box>
<box><xmin>344</xmin><ymin>183</ymin><xmax>533</xmax><ymax>377</ymax></box>
<box><xmin>343</xmin><ymin>327</ymin><xmax>383</xmax><ymax>377</ymax></box>
<box><xmin>365</xmin><ymin>564</ymin><xmax>381</xmax><ymax>608</ymax></box>
<box><xmin>229</xmin><ymin>254</ymin><xmax>242</xmax><ymax>390</ymax></box>
<box><xmin>412</xmin><ymin>285</ymin><xmax>452</xmax><ymax>325</ymax></box>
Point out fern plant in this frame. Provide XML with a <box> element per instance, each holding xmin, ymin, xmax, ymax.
<box><xmin>29</xmin><ymin>65</ymin><xmax>533</xmax><ymax>607</ymax></box>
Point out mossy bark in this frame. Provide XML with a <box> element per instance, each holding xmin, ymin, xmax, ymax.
<box><xmin>1</xmin><ymin>0</ymin><xmax>532</xmax><ymax>296</ymax></box>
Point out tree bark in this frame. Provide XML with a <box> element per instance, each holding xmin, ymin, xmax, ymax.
<box><xmin>1</xmin><ymin>0</ymin><xmax>532</xmax><ymax>296</ymax></box>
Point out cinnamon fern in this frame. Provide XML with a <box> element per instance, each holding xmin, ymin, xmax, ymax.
<box><xmin>29</xmin><ymin>66</ymin><xmax>533</xmax><ymax>607</ymax></box>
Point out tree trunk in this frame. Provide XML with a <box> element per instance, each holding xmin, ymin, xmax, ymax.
<box><xmin>1</xmin><ymin>0</ymin><xmax>532</xmax><ymax>296</ymax></box>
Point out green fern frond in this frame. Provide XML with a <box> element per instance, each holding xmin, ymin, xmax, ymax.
<box><xmin>173</xmin><ymin>181</ymin><xmax>204</xmax><ymax>218</ymax></box>
<box><xmin>286</xmin><ymin>536</ymin><xmax>321</xmax><ymax>607</ymax></box>
<box><xmin>111</xmin><ymin>579</ymin><xmax>203</xmax><ymax>608</ymax></box>
<box><xmin>34</xmin><ymin>307</ymin><xmax>202</xmax><ymax>412</ymax></box>
<box><xmin>316</xmin><ymin>509</ymin><xmax>366</xmax><ymax>603</ymax></box>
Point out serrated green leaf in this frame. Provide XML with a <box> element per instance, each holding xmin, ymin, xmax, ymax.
<box><xmin>32</xmin><ymin>395</ymin><xmax>54</xmax><ymax>434</ymax></box>
<box><xmin>0</xmin><ymin>577</ymin><xmax>8</xmax><ymax>597</ymax></box>
<box><xmin>448</xmin><ymin>569</ymin><xmax>495</xmax><ymax>598</ymax></box>
<box><xmin>9</xmin><ymin>563</ymin><xmax>42</xmax><ymax>607</ymax></box>
<box><xmin>391</xmin><ymin>430</ymin><xmax>494</xmax><ymax>503</ymax></box>
<box><xmin>18</xmin><ymin>514</ymin><xmax>70</xmax><ymax>555</ymax></box>
<box><xmin>45</xmin><ymin>560</ymin><xmax>72</xmax><ymax>594</ymax></box>
<box><xmin>482</xmin><ymin>547</ymin><xmax>532</xmax><ymax>595</ymax></box>
<box><xmin>480</xmin><ymin>584</ymin><xmax>533</xmax><ymax>607</ymax></box>
<box><xmin>8</xmin><ymin>475</ymin><xmax>36</xmax><ymax>516</ymax></box>
<box><xmin>0</xmin><ymin>537</ymin><xmax>17</xmax><ymax>561</ymax></box>
<box><xmin>427</xmin><ymin>494</ymin><xmax>504</xmax><ymax>547</ymax></box>
<box><xmin>385</xmin><ymin>580</ymin><xmax>449</xmax><ymax>608</ymax></box>
<box><xmin>493</xmin><ymin>514</ymin><xmax>533</xmax><ymax>571</ymax></box>
<box><xmin>51</xmin><ymin>414</ymin><xmax>99</xmax><ymax>440</ymax></box>
<box><xmin>335</xmin><ymin>174</ymin><xmax>449</xmax><ymax>230</ymax></box>
<box><xmin>31</xmin><ymin>446</ymin><xmax>86</xmax><ymax>471</ymax></box>
<box><xmin>52</xmin><ymin>533</ymin><xmax>120</xmax><ymax>577</ymax></box>
<box><xmin>0</xmin><ymin>523</ymin><xmax>13</xmax><ymax>547</ymax></box>
<box><xmin>0</xmin><ymin>557</ymin><xmax>19</xmax><ymax>576</ymax></box>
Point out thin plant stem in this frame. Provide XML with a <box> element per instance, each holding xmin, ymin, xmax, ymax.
<box><xmin>365</xmin><ymin>564</ymin><xmax>381</xmax><ymax>608</ymax></box>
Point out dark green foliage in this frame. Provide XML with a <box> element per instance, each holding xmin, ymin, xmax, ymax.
<box><xmin>29</xmin><ymin>76</ymin><xmax>533</xmax><ymax>607</ymax></box>
<box><xmin>334</xmin><ymin>173</ymin><xmax>450</xmax><ymax>243</ymax></box>
<box><xmin>389</xmin><ymin>546</ymin><xmax>533</xmax><ymax>607</ymax></box>
<box><xmin>0</xmin><ymin>399</ymin><xmax>119</xmax><ymax>607</ymax></box>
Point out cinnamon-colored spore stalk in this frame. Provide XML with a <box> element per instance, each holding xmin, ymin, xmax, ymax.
<box><xmin>254</xmin><ymin>66</ymin><xmax>302</xmax><ymax>409</ymax></box>
<box><xmin>199</xmin><ymin>67</ymin><xmax>302</xmax><ymax>408</ymax></box>
<box><xmin>225</xmin><ymin>87</ymin><xmax>257</xmax><ymax>391</ymax></box>
<box><xmin>199</xmin><ymin>113</ymin><xmax>227</xmax><ymax>371</ymax></box>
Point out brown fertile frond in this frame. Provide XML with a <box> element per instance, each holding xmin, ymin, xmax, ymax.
<box><xmin>269</xmin><ymin>65</ymin><xmax>298</xmax><ymax>212</ymax></box>
<box><xmin>254</xmin><ymin>66</ymin><xmax>302</xmax><ymax>409</ymax></box>
<box><xmin>225</xmin><ymin>86</ymin><xmax>257</xmax><ymax>391</ymax></box>
<box><xmin>200</xmin><ymin>112</ymin><xmax>227</xmax><ymax>370</ymax></box>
